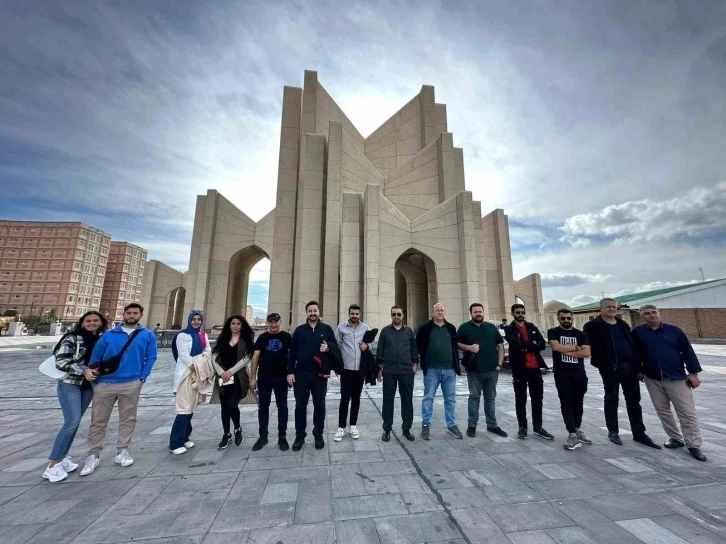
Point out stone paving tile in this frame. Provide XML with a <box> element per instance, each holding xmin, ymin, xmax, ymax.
<box><xmin>506</xmin><ymin>530</ymin><xmax>558</xmax><ymax>544</ymax></box>
<box><xmin>486</xmin><ymin>501</ymin><xmax>576</xmax><ymax>533</ymax></box>
<box><xmin>0</xmin><ymin>347</ymin><xmax>725</xmax><ymax>543</ymax></box>
<box><xmin>617</xmin><ymin>518</ymin><xmax>691</xmax><ymax>544</ymax></box>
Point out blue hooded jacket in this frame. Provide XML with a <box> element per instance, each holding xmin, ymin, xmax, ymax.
<box><xmin>91</xmin><ymin>324</ymin><xmax>158</xmax><ymax>384</ymax></box>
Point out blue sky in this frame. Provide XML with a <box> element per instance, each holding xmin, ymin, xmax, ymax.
<box><xmin>2</xmin><ymin>0</ymin><xmax>725</xmax><ymax>312</ymax></box>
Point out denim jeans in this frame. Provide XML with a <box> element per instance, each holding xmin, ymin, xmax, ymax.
<box><xmin>49</xmin><ymin>381</ymin><xmax>93</xmax><ymax>461</ymax></box>
<box><xmin>169</xmin><ymin>413</ymin><xmax>193</xmax><ymax>449</ymax></box>
<box><xmin>421</xmin><ymin>368</ymin><xmax>457</xmax><ymax>427</ymax></box>
<box><xmin>467</xmin><ymin>370</ymin><xmax>499</xmax><ymax>428</ymax></box>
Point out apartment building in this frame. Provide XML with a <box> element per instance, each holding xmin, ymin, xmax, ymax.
<box><xmin>0</xmin><ymin>221</ymin><xmax>111</xmax><ymax>321</ymax></box>
<box><xmin>100</xmin><ymin>242</ymin><xmax>148</xmax><ymax>322</ymax></box>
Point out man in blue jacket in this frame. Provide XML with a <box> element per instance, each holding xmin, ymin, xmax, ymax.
<box><xmin>288</xmin><ymin>301</ymin><xmax>339</xmax><ymax>451</ymax></box>
<box><xmin>632</xmin><ymin>304</ymin><xmax>706</xmax><ymax>461</ymax></box>
<box><xmin>80</xmin><ymin>303</ymin><xmax>157</xmax><ymax>476</ymax></box>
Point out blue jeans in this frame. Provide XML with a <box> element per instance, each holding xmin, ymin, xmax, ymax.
<box><xmin>49</xmin><ymin>381</ymin><xmax>93</xmax><ymax>461</ymax></box>
<box><xmin>169</xmin><ymin>414</ymin><xmax>193</xmax><ymax>449</ymax></box>
<box><xmin>421</xmin><ymin>368</ymin><xmax>457</xmax><ymax>427</ymax></box>
<box><xmin>467</xmin><ymin>370</ymin><xmax>499</xmax><ymax>428</ymax></box>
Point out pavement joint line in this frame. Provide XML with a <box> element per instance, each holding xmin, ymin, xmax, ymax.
<box><xmin>364</xmin><ymin>388</ymin><xmax>473</xmax><ymax>544</ymax></box>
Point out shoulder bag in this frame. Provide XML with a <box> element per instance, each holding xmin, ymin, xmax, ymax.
<box><xmin>90</xmin><ymin>329</ymin><xmax>143</xmax><ymax>376</ymax></box>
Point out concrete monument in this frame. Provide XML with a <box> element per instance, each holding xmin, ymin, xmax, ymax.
<box><xmin>142</xmin><ymin>71</ymin><xmax>543</xmax><ymax>330</ymax></box>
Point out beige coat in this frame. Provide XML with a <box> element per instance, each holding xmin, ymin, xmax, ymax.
<box><xmin>174</xmin><ymin>351</ymin><xmax>215</xmax><ymax>415</ymax></box>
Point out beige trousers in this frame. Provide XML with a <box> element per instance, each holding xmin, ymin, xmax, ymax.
<box><xmin>87</xmin><ymin>380</ymin><xmax>143</xmax><ymax>455</ymax></box>
<box><xmin>644</xmin><ymin>376</ymin><xmax>701</xmax><ymax>448</ymax></box>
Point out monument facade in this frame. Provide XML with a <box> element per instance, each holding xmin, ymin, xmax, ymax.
<box><xmin>141</xmin><ymin>71</ymin><xmax>543</xmax><ymax>330</ymax></box>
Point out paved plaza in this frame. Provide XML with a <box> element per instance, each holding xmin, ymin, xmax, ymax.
<box><xmin>1</xmin><ymin>340</ymin><xmax>726</xmax><ymax>543</ymax></box>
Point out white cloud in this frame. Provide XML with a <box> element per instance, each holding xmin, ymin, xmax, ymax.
<box><xmin>540</xmin><ymin>272</ymin><xmax>611</xmax><ymax>288</ymax></box>
<box><xmin>561</xmin><ymin>182</ymin><xmax>726</xmax><ymax>244</ymax></box>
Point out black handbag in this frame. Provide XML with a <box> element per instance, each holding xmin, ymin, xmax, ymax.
<box><xmin>91</xmin><ymin>329</ymin><xmax>142</xmax><ymax>376</ymax></box>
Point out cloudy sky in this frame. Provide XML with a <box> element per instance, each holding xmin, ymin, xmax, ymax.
<box><xmin>2</xmin><ymin>1</ymin><xmax>725</xmax><ymax>313</ymax></box>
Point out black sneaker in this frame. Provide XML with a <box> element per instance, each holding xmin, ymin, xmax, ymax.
<box><xmin>533</xmin><ymin>427</ymin><xmax>554</xmax><ymax>441</ymax></box>
<box><xmin>487</xmin><ymin>426</ymin><xmax>508</xmax><ymax>438</ymax></box>
<box><xmin>608</xmin><ymin>432</ymin><xmax>623</xmax><ymax>445</ymax></box>
<box><xmin>234</xmin><ymin>428</ymin><xmax>244</xmax><ymax>447</ymax></box>
<box><xmin>278</xmin><ymin>437</ymin><xmax>289</xmax><ymax>451</ymax></box>
<box><xmin>688</xmin><ymin>447</ymin><xmax>707</xmax><ymax>462</ymax></box>
<box><xmin>664</xmin><ymin>438</ymin><xmax>685</xmax><ymax>449</ymax></box>
<box><xmin>466</xmin><ymin>426</ymin><xmax>476</xmax><ymax>438</ymax></box>
<box><xmin>252</xmin><ymin>436</ymin><xmax>268</xmax><ymax>451</ymax></box>
<box><xmin>517</xmin><ymin>427</ymin><xmax>527</xmax><ymax>440</ymax></box>
<box><xmin>402</xmin><ymin>429</ymin><xmax>415</xmax><ymax>442</ymax></box>
<box><xmin>292</xmin><ymin>437</ymin><xmax>305</xmax><ymax>451</ymax></box>
<box><xmin>633</xmin><ymin>434</ymin><xmax>662</xmax><ymax>450</ymax></box>
<box><xmin>447</xmin><ymin>425</ymin><xmax>464</xmax><ymax>439</ymax></box>
<box><xmin>217</xmin><ymin>433</ymin><xmax>231</xmax><ymax>450</ymax></box>
<box><xmin>314</xmin><ymin>436</ymin><xmax>325</xmax><ymax>450</ymax></box>
<box><xmin>382</xmin><ymin>430</ymin><xmax>391</xmax><ymax>442</ymax></box>
<box><xmin>421</xmin><ymin>425</ymin><xmax>431</xmax><ymax>440</ymax></box>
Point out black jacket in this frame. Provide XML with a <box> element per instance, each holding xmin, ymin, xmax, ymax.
<box><xmin>376</xmin><ymin>324</ymin><xmax>418</xmax><ymax>374</ymax></box>
<box><xmin>503</xmin><ymin>321</ymin><xmax>548</xmax><ymax>377</ymax></box>
<box><xmin>583</xmin><ymin>316</ymin><xmax>641</xmax><ymax>372</ymax></box>
<box><xmin>359</xmin><ymin>350</ymin><xmax>379</xmax><ymax>386</ymax></box>
<box><xmin>416</xmin><ymin>320</ymin><xmax>462</xmax><ymax>376</ymax></box>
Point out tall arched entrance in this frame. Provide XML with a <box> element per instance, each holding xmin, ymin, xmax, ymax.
<box><xmin>394</xmin><ymin>249</ymin><xmax>437</xmax><ymax>328</ymax></box>
<box><xmin>227</xmin><ymin>246</ymin><xmax>270</xmax><ymax>320</ymax></box>
<box><xmin>166</xmin><ymin>287</ymin><xmax>186</xmax><ymax>329</ymax></box>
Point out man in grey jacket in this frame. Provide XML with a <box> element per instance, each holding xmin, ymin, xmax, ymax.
<box><xmin>334</xmin><ymin>304</ymin><xmax>370</xmax><ymax>442</ymax></box>
<box><xmin>377</xmin><ymin>305</ymin><xmax>418</xmax><ymax>442</ymax></box>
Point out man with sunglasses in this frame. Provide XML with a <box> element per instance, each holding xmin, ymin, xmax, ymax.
<box><xmin>548</xmin><ymin>309</ymin><xmax>591</xmax><ymax>450</ymax></box>
<box><xmin>504</xmin><ymin>304</ymin><xmax>553</xmax><ymax>441</ymax></box>
<box><xmin>376</xmin><ymin>306</ymin><xmax>418</xmax><ymax>442</ymax></box>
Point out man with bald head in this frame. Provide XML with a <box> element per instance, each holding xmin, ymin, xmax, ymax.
<box><xmin>416</xmin><ymin>303</ymin><xmax>463</xmax><ymax>440</ymax></box>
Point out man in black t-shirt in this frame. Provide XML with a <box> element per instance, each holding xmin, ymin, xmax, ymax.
<box><xmin>250</xmin><ymin>313</ymin><xmax>292</xmax><ymax>451</ymax></box>
<box><xmin>547</xmin><ymin>309</ymin><xmax>591</xmax><ymax>450</ymax></box>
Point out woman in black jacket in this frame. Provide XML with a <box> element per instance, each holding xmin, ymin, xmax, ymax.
<box><xmin>210</xmin><ymin>315</ymin><xmax>255</xmax><ymax>449</ymax></box>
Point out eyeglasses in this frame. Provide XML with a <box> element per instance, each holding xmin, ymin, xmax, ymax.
<box><xmin>559</xmin><ymin>317</ymin><xmax>572</xmax><ymax>321</ymax></box>
<box><xmin>391</xmin><ymin>312</ymin><xmax>402</xmax><ymax>317</ymax></box>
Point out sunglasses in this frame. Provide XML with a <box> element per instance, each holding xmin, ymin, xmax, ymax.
<box><xmin>514</xmin><ymin>311</ymin><xmax>526</xmax><ymax>315</ymax></box>
<box><xmin>391</xmin><ymin>312</ymin><xmax>403</xmax><ymax>317</ymax></box>
<box><xmin>559</xmin><ymin>317</ymin><xmax>573</xmax><ymax>321</ymax></box>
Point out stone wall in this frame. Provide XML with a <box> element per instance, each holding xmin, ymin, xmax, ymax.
<box><xmin>659</xmin><ymin>308</ymin><xmax>726</xmax><ymax>339</ymax></box>
<box><xmin>139</xmin><ymin>260</ymin><xmax>183</xmax><ymax>328</ymax></box>
<box><xmin>514</xmin><ymin>273</ymin><xmax>544</xmax><ymax>314</ymax></box>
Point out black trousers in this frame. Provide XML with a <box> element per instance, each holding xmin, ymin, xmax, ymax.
<box><xmin>554</xmin><ymin>373</ymin><xmax>588</xmax><ymax>433</ymax></box>
<box><xmin>219</xmin><ymin>379</ymin><xmax>242</xmax><ymax>434</ymax></box>
<box><xmin>382</xmin><ymin>371</ymin><xmax>414</xmax><ymax>432</ymax></box>
<box><xmin>600</xmin><ymin>368</ymin><xmax>646</xmax><ymax>436</ymax></box>
<box><xmin>513</xmin><ymin>368</ymin><xmax>544</xmax><ymax>429</ymax></box>
<box><xmin>258</xmin><ymin>375</ymin><xmax>288</xmax><ymax>438</ymax></box>
<box><xmin>294</xmin><ymin>372</ymin><xmax>327</xmax><ymax>438</ymax></box>
<box><xmin>339</xmin><ymin>369</ymin><xmax>365</xmax><ymax>428</ymax></box>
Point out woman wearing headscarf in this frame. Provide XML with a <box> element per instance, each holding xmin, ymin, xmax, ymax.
<box><xmin>43</xmin><ymin>311</ymin><xmax>109</xmax><ymax>482</ymax></box>
<box><xmin>211</xmin><ymin>315</ymin><xmax>255</xmax><ymax>449</ymax></box>
<box><xmin>169</xmin><ymin>310</ymin><xmax>211</xmax><ymax>454</ymax></box>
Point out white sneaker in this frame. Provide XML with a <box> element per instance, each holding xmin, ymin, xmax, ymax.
<box><xmin>184</xmin><ymin>441</ymin><xmax>195</xmax><ymax>449</ymax></box>
<box><xmin>80</xmin><ymin>455</ymin><xmax>100</xmax><ymax>476</ymax></box>
<box><xmin>60</xmin><ymin>457</ymin><xmax>78</xmax><ymax>473</ymax></box>
<box><xmin>333</xmin><ymin>427</ymin><xmax>346</xmax><ymax>442</ymax></box>
<box><xmin>114</xmin><ymin>449</ymin><xmax>134</xmax><ymax>467</ymax></box>
<box><xmin>169</xmin><ymin>447</ymin><xmax>187</xmax><ymax>455</ymax></box>
<box><xmin>42</xmin><ymin>463</ymin><xmax>68</xmax><ymax>483</ymax></box>
<box><xmin>349</xmin><ymin>425</ymin><xmax>360</xmax><ymax>439</ymax></box>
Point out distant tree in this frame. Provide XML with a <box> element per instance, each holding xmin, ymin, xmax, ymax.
<box><xmin>2</xmin><ymin>309</ymin><xmax>18</xmax><ymax>317</ymax></box>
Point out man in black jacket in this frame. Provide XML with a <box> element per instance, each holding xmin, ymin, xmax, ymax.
<box><xmin>504</xmin><ymin>304</ymin><xmax>554</xmax><ymax>441</ymax></box>
<box><xmin>583</xmin><ymin>298</ymin><xmax>660</xmax><ymax>449</ymax></box>
<box><xmin>376</xmin><ymin>305</ymin><xmax>418</xmax><ymax>442</ymax></box>
<box><xmin>287</xmin><ymin>301</ymin><xmax>339</xmax><ymax>451</ymax></box>
<box><xmin>416</xmin><ymin>303</ymin><xmax>463</xmax><ymax>440</ymax></box>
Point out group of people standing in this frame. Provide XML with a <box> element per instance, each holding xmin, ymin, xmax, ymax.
<box><xmin>43</xmin><ymin>294</ymin><xmax>707</xmax><ymax>483</ymax></box>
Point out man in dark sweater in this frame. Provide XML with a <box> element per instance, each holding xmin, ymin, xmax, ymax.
<box><xmin>583</xmin><ymin>298</ymin><xmax>659</xmax><ymax>449</ymax></box>
<box><xmin>416</xmin><ymin>303</ymin><xmax>463</xmax><ymax>440</ymax></box>
<box><xmin>287</xmin><ymin>301</ymin><xmax>338</xmax><ymax>451</ymax></box>
<box><xmin>632</xmin><ymin>304</ymin><xmax>705</xmax><ymax>461</ymax></box>
<box><xmin>376</xmin><ymin>305</ymin><xmax>418</xmax><ymax>442</ymax></box>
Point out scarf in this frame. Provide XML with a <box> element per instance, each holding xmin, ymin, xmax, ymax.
<box><xmin>183</xmin><ymin>310</ymin><xmax>206</xmax><ymax>358</ymax></box>
<box><xmin>77</xmin><ymin>328</ymin><xmax>100</xmax><ymax>364</ymax></box>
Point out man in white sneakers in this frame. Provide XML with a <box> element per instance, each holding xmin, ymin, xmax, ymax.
<box><xmin>80</xmin><ymin>303</ymin><xmax>157</xmax><ymax>476</ymax></box>
<box><xmin>333</xmin><ymin>304</ymin><xmax>370</xmax><ymax>442</ymax></box>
